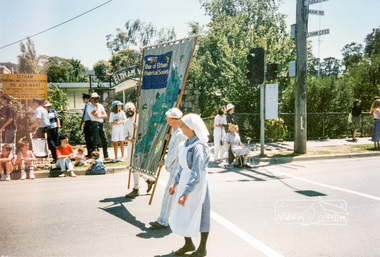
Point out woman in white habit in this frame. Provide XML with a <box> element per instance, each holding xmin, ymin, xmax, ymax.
<box><xmin>169</xmin><ymin>113</ymin><xmax>210</xmax><ymax>257</ymax></box>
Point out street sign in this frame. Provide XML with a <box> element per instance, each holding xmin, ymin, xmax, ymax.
<box><xmin>307</xmin><ymin>28</ymin><xmax>330</xmax><ymax>38</ymax></box>
<box><xmin>309</xmin><ymin>9</ymin><xmax>324</xmax><ymax>16</ymax></box>
<box><xmin>305</xmin><ymin>0</ymin><xmax>328</xmax><ymax>5</ymax></box>
<box><xmin>2</xmin><ymin>74</ymin><xmax>47</xmax><ymax>100</ymax></box>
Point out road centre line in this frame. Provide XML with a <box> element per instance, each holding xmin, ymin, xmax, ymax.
<box><xmin>211</xmin><ymin>211</ymin><xmax>284</xmax><ymax>257</ymax></box>
<box><xmin>263</xmin><ymin>167</ymin><xmax>380</xmax><ymax>202</ymax></box>
<box><xmin>157</xmin><ymin>176</ymin><xmax>284</xmax><ymax>257</ymax></box>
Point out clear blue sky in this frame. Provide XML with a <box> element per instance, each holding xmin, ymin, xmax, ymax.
<box><xmin>0</xmin><ymin>0</ymin><xmax>379</xmax><ymax>69</ymax></box>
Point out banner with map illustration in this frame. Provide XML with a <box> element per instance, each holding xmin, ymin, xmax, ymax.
<box><xmin>131</xmin><ymin>37</ymin><xmax>197</xmax><ymax>176</ymax></box>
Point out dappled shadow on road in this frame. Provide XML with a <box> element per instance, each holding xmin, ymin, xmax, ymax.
<box><xmin>99</xmin><ymin>196</ymin><xmax>171</xmax><ymax>239</ymax></box>
<box><xmin>153</xmin><ymin>252</ymin><xmax>177</xmax><ymax>257</ymax></box>
<box><xmin>208</xmin><ymin>164</ymin><xmax>328</xmax><ymax>197</ymax></box>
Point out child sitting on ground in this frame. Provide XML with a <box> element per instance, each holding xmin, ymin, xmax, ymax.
<box><xmin>15</xmin><ymin>140</ymin><xmax>37</xmax><ymax>180</ymax></box>
<box><xmin>0</xmin><ymin>144</ymin><xmax>14</xmax><ymax>181</ymax></box>
<box><xmin>74</xmin><ymin>147</ymin><xmax>86</xmax><ymax>166</ymax></box>
<box><xmin>86</xmin><ymin>150</ymin><xmax>106</xmax><ymax>174</ymax></box>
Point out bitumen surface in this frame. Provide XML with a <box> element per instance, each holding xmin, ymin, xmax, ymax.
<box><xmin>9</xmin><ymin>137</ymin><xmax>380</xmax><ymax>179</ymax></box>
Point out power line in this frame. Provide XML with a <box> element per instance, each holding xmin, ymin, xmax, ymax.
<box><xmin>0</xmin><ymin>0</ymin><xmax>112</xmax><ymax>50</ymax></box>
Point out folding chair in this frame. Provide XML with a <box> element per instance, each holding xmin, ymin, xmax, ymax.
<box><xmin>30</xmin><ymin>133</ymin><xmax>53</xmax><ymax>168</ymax></box>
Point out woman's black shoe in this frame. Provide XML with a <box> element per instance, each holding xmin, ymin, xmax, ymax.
<box><xmin>174</xmin><ymin>244</ymin><xmax>196</xmax><ymax>256</ymax></box>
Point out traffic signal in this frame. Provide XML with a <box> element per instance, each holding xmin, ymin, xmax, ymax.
<box><xmin>246</xmin><ymin>47</ymin><xmax>265</xmax><ymax>85</ymax></box>
<box><xmin>267</xmin><ymin>63</ymin><xmax>278</xmax><ymax>81</ymax></box>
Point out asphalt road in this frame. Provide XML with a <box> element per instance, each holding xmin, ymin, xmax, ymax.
<box><xmin>0</xmin><ymin>157</ymin><xmax>379</xmax><ymax>257</ymax></box>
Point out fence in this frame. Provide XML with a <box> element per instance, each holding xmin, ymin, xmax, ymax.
<box><xmin>203</xmin><ymin>112</ymin><xmax>373</xmax><ymax>143</ymax></box>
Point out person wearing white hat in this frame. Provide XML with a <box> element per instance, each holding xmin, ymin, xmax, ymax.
<box><xmin>168</xmin><ymin>113</ymin><xmax>211</xmax><ymax>257</ymax></box>
<box><xmin>226</xmin><ymin>103</ymin><xmax>237</xmax><ymax>132</ymax></box>
<box><xmin>124</xmin><ymin>102</ymin><xmax>156</xmax><ymax>198</ymax></box>
<box><xmin>149</xmin><ymin>108</ymin><xmax>187</xmax><ymax>229</ymax></box>
<box><xmin>109</xmin><ymin>101</ymin><xmax>127</xmax><ymax>162</ymax></box>
<box><xmin>29</xmin><ymin>98</ymin><xmax>57</xmax><ymax>162</ymax></box>
<box><xmin>87</xmin><ymin>92</ymin><xmax>109</xmax><ymax>159</ymax></box>
<box><xmin>43</xmin><ymin>101</ymin><xmax>61</xmax><ymax>147</ymax></box>
<box><xmin>123</xmin><ymin>102</ymin><xmax>137</xmax><ymax>167</ymax></box>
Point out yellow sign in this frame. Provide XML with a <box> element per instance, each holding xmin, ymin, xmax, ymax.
<box><xmin>2</xmin><ymin>74</ymin><xmax>48</xmax><ymax>100</ymax></box>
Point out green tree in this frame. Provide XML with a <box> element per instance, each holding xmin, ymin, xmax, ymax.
<box><xmin>341</xmin><ymin>42</ymin><xmax>364</xmax><ymax>70</ymax></box>
<box><xmin>44</xmin><ymin>57</ymin><xmax>87</xmax><ymax>82</ymax></box>
<box><xmin>18</xmin><ymin>37</ymin><xmax>39</xmax><ymax>74</ymax></box>
<box><xmin>364</xmin><ymin>27</ymin><xmax>380</xmax><ymax>57</ymax></box>
<box><xmin>320</xmin><ymin>57</ymin><xmax>341</xmax><ymax>78</ymax></box>
<box><xmin>93</xmin><ymin>60</ymin><xmax>112</xmax><ymax>80</ymax></box>
<box><xmin>187</xmin><ymin>0</ymin><xmax>295</xmax><ymax>117</ymax></box>
<box><xmin>109</xmin><ymin>49</ymin><xmax>140</xmax><ymax>73</ymax></box>
<box><xmin>47</xmin><ymin>84</ymin><xmax>84</xmax><ymax>143</ymax></box>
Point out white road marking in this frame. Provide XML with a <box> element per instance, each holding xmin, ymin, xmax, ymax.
<box><xmin>211</xmin><ymin>211</ymin><xmax>284</xmax><ymax>257</ymax></box>
<box><xmin>264</xmin><ymin>167</ymin><xmax>380</xmax><ymax>202</ymax></box>
<box><xmin>157</xmin><ymin>175</ymin><xmax>284</xmax><ymax>256</ymax></box>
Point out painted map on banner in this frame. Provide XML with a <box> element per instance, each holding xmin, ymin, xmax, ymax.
<box><xmin>132</xmin><ymin>37</ymin><xmax>197</xmax><ymax>176</ymax></box>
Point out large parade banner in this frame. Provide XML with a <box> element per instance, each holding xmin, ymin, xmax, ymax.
<box><xmin>131</xmin><ymin>37</ymin><xmax>197</xmax><ymax>178</ymax></box>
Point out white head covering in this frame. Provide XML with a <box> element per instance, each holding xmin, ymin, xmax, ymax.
<box><xmin>226</xmin><ymin>103</ymin><xmax>235</xmax><ymax>111</ymax></box>
<box><xmin>165</xmin><ymin>108</ymin><xmax>183</xmax><ymax>119</ymax></box>
<box><xmin>125</xmin><ymin>102</ymin><xmax>135</xmax><ymax>110</ymax></box>
<box><xmin>182</xmin><ymin>113</ymin><xmax>209</xmax><ymax>144</ymax></box>
<box><xmin>91</xmin><ymin>92</ymin><xmax>100</xmax><ymax>98</ymax></box>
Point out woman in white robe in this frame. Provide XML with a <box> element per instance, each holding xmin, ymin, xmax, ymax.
<box><xmin>169</xmin><ymin>114</ymin><xmax>210</xmax><ymax>257</ymax></box>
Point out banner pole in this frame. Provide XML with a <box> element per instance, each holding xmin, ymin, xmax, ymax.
<box><xmin>148</xmin><ymin>36</ymin><xmax>198</xmax><ymax>205</ymax></box>
<box><xmin>128</xmin><ymin>48</ymin><xmax>145</xmax><ymax>189</ymax></box>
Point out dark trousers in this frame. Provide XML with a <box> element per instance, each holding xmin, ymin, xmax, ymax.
<box><xmin>50</xmin><ymin>127</ymin><xmax>59</xmax><ymax>146</ymax></box>
<box><xmin>83</xmin><ymin>121</ymin><xmax>92</xmax><ymax>156</ymax></box>
<box><xmin>34</xmin><ymin>127</ymin><xmax>57</xmax><ymax>160</ymax></box>
<box><xmin>90</xmin><ymin>122</ymin><xmax>109</xmax><ymax>158</ymax></box>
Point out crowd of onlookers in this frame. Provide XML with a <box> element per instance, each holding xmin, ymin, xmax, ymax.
<box><xmin>3</xmin><ymin>91</ymin><xmax>380</xmax><ymax>180</ymax></box>
<box><xmin>0</xmin><ymin>92</ymin><xmax>137</xmax><ymax>180</ymax></box>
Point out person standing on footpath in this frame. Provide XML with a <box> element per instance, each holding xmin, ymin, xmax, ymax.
<box><xmin>87</xmin><ymin>93</ymin><xmax>109</xmax><ymax>159</ymax></box>
<box><xmin>0</xmin><ymin>94</ymin><xmax>16</xmax><ymax>143</ymax></box>
<box><xmin>351</xmin><ymin>99</ymin><xmax>362</xmax><ymax>142</ymax></box>
<box><xmin>168</xmin><ymin>113</ymin><xmax>211</xmax><ymax>257</ymax></box>
<box><xmin>370</xmin><ymin>99</ymin><xmax>380</xmax><ymax>149</ymax></box>
<box><xmin>109</xmin><ymin>101</ymin><xmax>127</xmax><ymax>162</ymax></box>
<box><xmin>79</xmin><ymin>93</ymin><xmax>92</xmax><ymax>158</ymax></box>
<box><xmin>213</xmin><ymin>106</ymin><xmax>227</xmax><ymax>163</ymax></box>
<box><xmin>124</xmin><ymin>102</ymin><xmax>156</xmax><ymax>198</ymax></box>
<box><xmin>43</xmin><ymin>101</ymin><xmax>61</xmax><ymax>147</ymax></box>
<box><xmin>149</xmin><ymin>108</ymin><xmax>187</xmax><ymax>229</ymax></box>
<box><xmin>29</xmin><ymin>98</ymin><xmax>57</xmax><ymax>162</ymax></box>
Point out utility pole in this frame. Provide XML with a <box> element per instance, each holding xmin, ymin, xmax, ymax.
<box><xmin>294</xmin><ymin>0</ymin><xmax>308</xmax><ymax>154</ymax></box>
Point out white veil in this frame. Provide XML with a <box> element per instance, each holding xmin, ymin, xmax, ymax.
<box><xmin>182</xmin><ymin>113</ymin><xmax>209</xmax><ymax>144</ymax></box>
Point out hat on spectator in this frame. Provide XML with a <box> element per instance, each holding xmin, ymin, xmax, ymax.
<box><xmin>82</xmin><ymin>93</ymin><xmax>91</xmax><ymax>99</ymax></box>
<box><xmin>165</xmin><ymin>108</ymin><xmax>183</xmax><ymax>119</ymax></box>
<box><xmin>43</xmin><ymin>101</ymin><xmax>52</xmax><ymax>107</ymax></box>
<box><xmin>226</xmin><ymin>103</ymin><xmax>235</xmax><ymax>111</ymax></box>
<box><xmin>125</xmin><ymin>102</ymin><xmax>135</xmax><ymax>110</ymax></box>
<box><xmin>110</xmin><ymin>100</ymin><xmax>123</xmax><ymax>110</ymax></box>
<box><xmin>33</xmin><ymin>98</ymin><xmax>44</xmax><ymax>105</ymax></box>
<box><xmin>91</xmin><ymin>92</ymin><xmax>100</xmax><ymax>98</ymax></box>
<box><xmin>228</xmin><ymin>124</ymin><xmax>238</xmax><ymax>131</ymax></box>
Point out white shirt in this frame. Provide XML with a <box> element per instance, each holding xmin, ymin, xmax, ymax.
<box><xmin>165</xmin><ymin>128</ymin><xmax>187</xmax><ymax>172</ymax></box>
<box><xmin>124</xmin><ymin>114</ymin><xmax>138</xmax><ymax>138</ymax></box>
<box><xmin>214</xmin><ymin>114</ymin><xmax>226</xmax><ymax>126</ymax></box>
<box><xmin>35</xmin><ymin>106</ymin><xmax>51</xmax><ymax>128</ymax></box>
<box><xmin>87</xmin><ymin>103</ymin><xmax>106</xmax><ymax>123</ymax></box>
